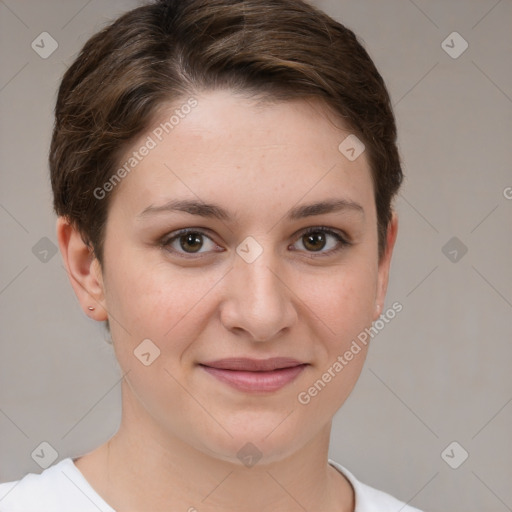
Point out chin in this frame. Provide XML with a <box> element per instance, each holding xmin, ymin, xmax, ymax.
<box><xmin>190</xmin><ymin>414</ymin><xmax>316</xmax><ymax>467</ymax></box>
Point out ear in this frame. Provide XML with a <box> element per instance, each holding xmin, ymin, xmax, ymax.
<box><xmin>56</xmin><ymin>216</ymin><xmax>108</xmax><ymax>321</ymax></box>
<box><xmin>373</xmin><ymin>211</ymin><xmax>399</xmax><ymax>322</ymax></box>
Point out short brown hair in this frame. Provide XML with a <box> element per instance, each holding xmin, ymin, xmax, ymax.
<box><xmin>50</xmin><ymin>0</ymin><xmax>402</xmax><ymax>268</ymax></box>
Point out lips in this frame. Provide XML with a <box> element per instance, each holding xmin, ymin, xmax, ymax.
<box><xmin>199</xmin><ymin>357</ymin><xmax>308</xmax><ymax>392</ymax></box>
<box><xmin>200</xmin><ymin>357</ymin><xmax>305</xmax><ymax>372</ymax></box>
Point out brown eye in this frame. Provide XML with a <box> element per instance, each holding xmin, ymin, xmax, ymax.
<box><xmin>179</xmin><ymin>232</ymin><xmax>204</xmax><ymax>253</ymax></box>
<box><xmin>303</xmin><ymin>231</ymin><xmax>327</xmax><ymax>252</ymax></box>
<box><xmin>162</xmin><ymin>229</ymin><xmax>219</xmax><ymax>257</ymax></box>
<box><xmin>292</xmin><ymin>227</ymin><xmax>350</xmax><ymax>256</ymax></box>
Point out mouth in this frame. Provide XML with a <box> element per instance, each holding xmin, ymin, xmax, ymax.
<box><xmin>199</xmin><ymin>357</ymin><xmax>309</xmax><ymax>393</ymax></box>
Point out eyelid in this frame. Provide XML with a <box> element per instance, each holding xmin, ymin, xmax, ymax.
<box><xmin>296</xmin><ymin>225</ymin><xmax>351</xmax><ymax>243</ymax></box>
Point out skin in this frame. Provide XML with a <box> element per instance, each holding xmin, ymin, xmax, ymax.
<box><xmin>57</xmin><ymin>89</ymin><xmax>398</xmax><ymax>512</ymax></box>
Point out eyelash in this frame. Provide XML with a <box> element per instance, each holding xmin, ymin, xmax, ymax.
<box><xmin>159</xmin><ymin>226</ymin><xmax>352</xmax><ymax>259</ymax></box>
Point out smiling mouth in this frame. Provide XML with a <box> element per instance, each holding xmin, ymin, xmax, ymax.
<box><xmin>199</xmin><ymin>358</ymin><xmax>309</xmax><ymax>392</ymax></box>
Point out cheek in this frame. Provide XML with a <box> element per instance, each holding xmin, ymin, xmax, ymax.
<box><xmin>297</xmin><ymin>259</ymin><xmax>378</xmax><ymax>345</ymax></box>
<box><xmin>293</xmin><ymin>265</ymin><xmax>376</xmax><ymax>414</ymax></box>
<box><xmin>105</xmin><ymin>249</ymin><xmax>224</xmax><ymax>351</ymax></box>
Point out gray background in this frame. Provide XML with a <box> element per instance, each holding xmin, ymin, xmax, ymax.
<box><xmin>0</xmin><ymin>1</ymin><xmax>511</xmax><ymax>511</ymax></box>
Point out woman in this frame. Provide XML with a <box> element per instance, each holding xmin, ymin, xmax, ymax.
<box><xmin>0</xmin><ymin>0</ymin><xmax>423</xmax><ymax>510</ymax></box>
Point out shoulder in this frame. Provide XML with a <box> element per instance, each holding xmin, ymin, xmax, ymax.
<box><xmin>0</xmin><ymin>458</ymin><xmax>114</xmax><ymax>512</ymax></box>
<box><xmin>328</xmin><ymin>459</ymin><xmax>424</xmax><ymax>512</ymax></box>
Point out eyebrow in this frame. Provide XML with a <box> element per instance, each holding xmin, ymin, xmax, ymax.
<box><xmin>137</xmin><ymin>198</ymin><xmax>364</xmax><ymax>221</ymax></box>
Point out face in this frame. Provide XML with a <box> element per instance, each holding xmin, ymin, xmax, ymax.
<box><xmin>66</xmin><ymin>89</ymin><xmax>397</xmax><ymax>465</ymax></box>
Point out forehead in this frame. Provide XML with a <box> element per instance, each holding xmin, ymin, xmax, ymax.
<box><xmin>108</xmin><ymin>89</ymin><xmax>375</xmax><ymax>220</ymax></box>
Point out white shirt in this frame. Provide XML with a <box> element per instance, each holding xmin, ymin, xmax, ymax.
<box><xmin>0</xmin><ymin>457</ymin><xmax>423</xmax><ymax>512</ymax></box>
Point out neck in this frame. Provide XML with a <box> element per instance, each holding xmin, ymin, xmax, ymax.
<box><xmin>75</xmin><ymin>382</ymin><xmax>354</xmax><ymax>512</ymax></box>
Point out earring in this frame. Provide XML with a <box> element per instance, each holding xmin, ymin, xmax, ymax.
<box><xmin>376</xmin><ymin>304</ymin><xmax>381</xmax><ymax>314</ymax></box>
<box><xmin>88</xmin><ymin>306</ymin><xmax>95</xmax><ymax>311</ymax></box>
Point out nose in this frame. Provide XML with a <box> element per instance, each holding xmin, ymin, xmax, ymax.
<box><xmin>219</xmin><ymin>247</ymin><xmax>298</xmax><ymax>342</ymax></box>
